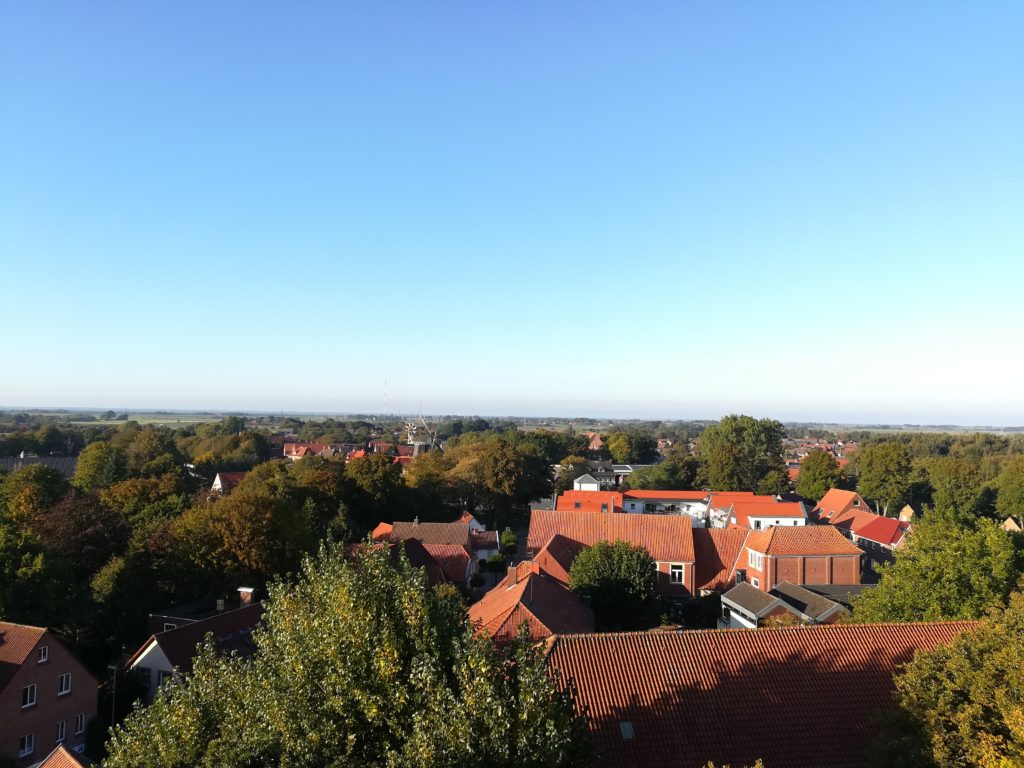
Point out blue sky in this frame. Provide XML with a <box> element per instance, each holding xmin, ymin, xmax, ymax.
<box><xmin>2</xmin><ymin>2</ymin><xmax>1022</xmax><ymax>423</ymax></box>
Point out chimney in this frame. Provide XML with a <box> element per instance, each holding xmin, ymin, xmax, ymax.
<box><xmin>413</xmin><ymin>516</ymin><xmax>419</xmax><ymax>526</ymax></box>
<box><xmin>507</xmin><ymin>565</ymin><xmax>517</xmax><ymax>586</ymax></box>
<box><xmin>237</xmin><ymin>587</ymin><xmax>255</xmax><ymax>606</ymax></box>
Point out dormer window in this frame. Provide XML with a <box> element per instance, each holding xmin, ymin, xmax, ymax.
<box><xmin>37</xmin><ymin>646</ymin><xmax>48</xmax><ymax>664</ymax></box>
<box><xmin>853</xmin><ymin>499</ymin><xmax>860</xmax><ymax>507</ymax></box>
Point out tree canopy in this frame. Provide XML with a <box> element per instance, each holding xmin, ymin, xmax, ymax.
<box><xmin>882</xmin><ymin>591</ymin><xmax>1024</xmax><ymax>767</ymax></box>
<box><xmin>851</xmin><ymin>509</ymin><xmax>1020</xmax><ymax>623</ymax></box>
<box><xmin>568</xmin><ymin>540</ymin><xmax>660</xmax><ymax>630</ymax></box>
<box><xmin>698</xmin><ymin>415</ymin><xmax>786</xmax><ymax>493</ymax></box>
<box><xmin>104</xmin><ymin>543</ymin><xmax>593</xmax><ymax>768</ymax></box>
<box><xmin>856</xmin><ymin>443</ymin><xmax>913</xmax><ymax>515</ymax></box>
<box><xmin>794</xmin><ymin>449</ymin><xmax>843</xmax><ymax>501</ymax></box>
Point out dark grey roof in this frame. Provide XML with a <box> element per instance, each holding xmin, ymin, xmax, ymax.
<box><xmin>801</xmin><ymin>583</ymin><xmax>875</xmax><ymax>609</ymax></box>
<box><xmin>721</xmin><ymin>582</ymin><xmax>779</xmax><ymax>615</ymax></box>
<box><xmin>771</xmin><ymin>582</ymin><xmax>844</xmax><ymax>621</ymax></box>
<box><xmin>0</xmin><ymin>456</ymin><xmax>78</xmax><ymax>478</ymax></box>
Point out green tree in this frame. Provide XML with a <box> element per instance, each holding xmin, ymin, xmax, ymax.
<box><xmin>625</xmin><ymin>452</ymin><xmax>704</xmax><ymax>491</ymax></box>
<box><xmin>856</xmin><ymin>443</ymin><xmax>913</xmax><ymax>515</ymax></box>
<box><xmin>995</xmin><ymin>455</ymin><xmax>1024</xmax><ymax>520</ymax></box>
<box><xmin>104</xmin><ymin>544</ymin><xmax>593</xmax><ymax>768</ymax></box>
<box><xmin>345</xmin><ymin>452</ymin><xmax>407</xmax><ymax>529</ymax></box>
<box><xmin>851</xmin><ymin>509</ymin><xmax>1020</xmax><ymax>623</ymax></box>
<box><xmin>73</xmin><ymin>441</ymin><xmax>129</xmax><ymax>491</ymax></box>
<box><xmin>0</xmin><ymin>464</ymin><xmax>70</xmax><ymax>524</ymax></box>
<box><xmin>0</xmin><ymin>520</ymin><xmax>80</xmax><ymax>627</ymax></box>
<box><xmin>555</xmin><ymin>455</ymin><xmax>591</xmax><ymax>493</ymax></box>
<box><xmin>882</xmin><ymin>592</ymin><xmax>1024</xmax><ymax>767</ymax></box>
<box><xmin>606</xmin><ymin>432</ymin><xmax>659</xmax><ymax>464</ymax></box>
<box><xmin>795</xmin><ymin>450</ymin><xmax>843</xmax><ymax>501</ymax></box>
<box><xmin>568</xmin><ymin>540</ymin><xmax>660</xmax><ymax>630</ymax></box>
<box><xmin>699</xmin><ymin>415</ymin><xmax>786</xmax><ymax>492</ymax></box>
<box><xmin>925</xmin><ymin>456</ymin><xmax>983</xmax><ymax>515</ymax></box>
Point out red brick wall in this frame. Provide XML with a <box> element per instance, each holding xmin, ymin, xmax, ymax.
<box><xmin>0</xmin><ymin>632</ymin><xmax>98</xmax><ymax>767</ymax></box>
<box><xmin>656</xmin><ymin>562</ymin><xmax>694</xmax><ymax>598</ymax></box>
<box><xmin>831</xmin><ymin>555</ymin><xmax>860</xmax><ymax>584</ymax></box>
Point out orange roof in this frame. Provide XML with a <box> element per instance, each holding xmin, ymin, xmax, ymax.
<box><xmin>469</xmin><ymin>567</ymin><xmax>593</xmax><ymax>643</ymax></box>
<box><xmin>422</xmin><ymin>544</ymin><xmax>471</xmax><ymax>583</ymax></box>
<box><xmin>787</xmin><ymin>467</ymin><xmax>800</xmax><ymax>481</ymax></box>
<box><xmin>527</xmin><ymin>509</ymin><xmax>695</xmax><ymax>563</ymax></box>
<box><xmin>855</xmin><ymin>516</ymin><xmax>909</xmax><ymax>547</ymax></box>
<box><xmin>547</xmin><ymin>622</ymin><xmax>975</xmax><ymax>768</ymax></box>
<box><xmin>693</xmin><ymin>528</ymin><xmax>749</xmax><ymax>591</ymax></box>
<box><xmin>745</xmin><ymin>525</ymin><xmax>863</xmax><ymax>556</ymax></box>
<box><xmin>622</xmin><ymin>490</ymin><xmax>709</xmax><ymax>501</ymax></box>
<box><xmin>370</xmin><ymin>522</ymin><xmax>393</xmax><ymax>542</ymax></box>
<box><xmin>532</xmin><ymin>533</ymin><xmax>586</xmax><ymax>584</ymax></box>
<box><xmin>0</xmin><ymin>621</ymin><xmax>45</xmax><ymax>693</ymax></box>
<box><xmin>556</xmin><ymin>490</ymin><xmax>624</xmax><ymax>513</ymax></box>
<box><xmin>38</xmin><ymin>745</ymin><xmax>93</xmax><ymax>767</ymax></box>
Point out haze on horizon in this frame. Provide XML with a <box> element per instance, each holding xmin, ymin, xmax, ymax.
<box><xmin>2</xmin><ymin>3</ymin><xmax>1022</xmax><ymax>426</ymax></box>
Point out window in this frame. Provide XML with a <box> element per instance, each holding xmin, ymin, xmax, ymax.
<box><xmin>136</xmin><ymin>666</ymin><xmax>151</xmax><ymax>689</ymax></box>
<box><xmin>37</xmin><ymin>646</ymin><xmax>48</xmax><ymax>663</ymax></box>
<box><xmin>853</xmin><ymin>499</ymin><xmax>860</xmax><ymax>507</ymax></box>
<box><xmin>74</xmin><ymin>714</ymin><xmax>86</xmax><ymax>735</ymax></box>
<box><xmin>669</xmin><ymin>563</ymin><xmax>685</xmax><ymax>584</ymax></box>
<box><xmin>18</xmin><ymin>734</ymin><xmax>34</xmax><ymax>757</ymax></box>
<box><xmin>573</xmin><ymin>502</ymin><xmax>581</xmax><ymax>509</ymax></box>
<box><xmin>747</xmin><ymin>550</ymin><xmax>763</xmax><ymax>570</ymax></box>
<box><xmin>73</xmin><ymin>744</ymin><xmax>85</xmax><ymax>754</ymax></box>
<box><xmin>751</xmin><ymin>578</ymin><xmax>760</xmax><ymax>588</ymax></box>
<box><xmin>753</xmin><ymin>520</ymin><xmax>762</xmax><ymax>530</ymax></box>
<box><xmin>157</xmin><ymin>669</ymin><xmax>173</xmax><ymax>687</ymax></box>
<box><xmin>600</xmin><ymin>503</ymin><xmax>608</xmax><ymax>513</ymax></box>
<box><xmin>56</xmin><ymin>720</ymin><xmax>66</xmax><ymax>743</ymax></box>
<box><xmin>163</xmin><ymin>623</ymin><xmax>177</xmax><ymax>631</ymax></box>
<box><xmin>58</xmin><ymin>672</ymin><xmax>71</xmax><ymax>696</ymax></box>
<box><xmin>22</xmin><ymin>683</ymin><xmax>37</xmax><ymax>708</ymax></box>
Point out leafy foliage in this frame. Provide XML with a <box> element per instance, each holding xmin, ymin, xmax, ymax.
<box><xmin>625</xmin><ymin>451</ymin><xmax>704</xmax><ymax>491</ymax></box>
<box><xmin>881</xmin><ymin>592</ymin><xmax>1024</xmax><ymax>767</ymax></box>
<box><xmin>698</xmin><ymin>415</ymin><xmax>786</xmax><ymax>492</ymax></box>
<box><xmin>795</xmin><ymin>449</ymin><xmax>843</xmax><ymax>501</ymax></box>
<box><xmin>856</xmin><ymin>443</ymin><xmax>913</xmax><ymax>514</ymax></box>
<box><xmin>851</xmin><ymin>509</ymin><xmax>1020</xmax><ymax>622</ymax></box>
<box><xmin>104</xmin><ymin>544</ymin><xmax>593</xmax><ymax>768</ymax></box>
<box><xmin>568</xmin><ymin>540</ymin><xmax>660</xmax><ymax>630</ymax></box>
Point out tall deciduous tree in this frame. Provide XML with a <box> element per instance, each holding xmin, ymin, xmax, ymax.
<box><xmin>925</xmin><ymin>456</ymin><xmax>983</xmax><ymax>515</ymax></box>
<box><xmin>882</xmin><ymin>591</ymin><xmax>1024</xmax><ymax>767</ymax></box>
<box><xmin>698</xmin><ymin>415</ymin><xmax>786</xmax><ymax>492</ymax></box>
<box><xmin>851</xmin><ymin>509</ymin><xmax>1019</xmax><ymax>623</ymax></box>
<box><xmin>995</xmin><ymin>455</ymin><xmax>1024</xmax><ymax>520</ymax></box>
<box><xmin>73</xmin><ymin>441</ymin><xmax>129</xmax><ymax>491</ymax></box>
<box><xmin>856</xmin><ymin>443</ymin><xmax>913</xmax><ymax>515</ymax></box>
<box><xmin>568</xmin><ymin>540</ymin><xmax>660</xmax><ymax>630</ymax></box>
<box><xmin>606</xmin><ymin>432</ymin><xmax>659</xmax><ymax>464</ymax></box>
<box><xmin>555</xmin><ymin>455</ymin><xmax>591</xmax><ymax>493</ymax></box>
<box><xmin>795</xmin><ymin>450</ymin><xmax>843</xmax><ymax>501</ymax></box>
<box><xmin>104</xmin><ymin>544</ymin><xmax>593</xmax><ymax>768</ymax></box>
<box><xmin>625</xmin><ymin>452</ymin><xmax>704</xmax><ymax>491</ymax></box>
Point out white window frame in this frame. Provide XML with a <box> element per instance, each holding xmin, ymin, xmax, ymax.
<box><xmin>157</xmin><ymin>669</ymin><xmax>173</xmax><ymax>687</ymax></box>
<box><xmin>38</xmin><ymin>645</ymin><xmax>49</xmax><ymax>663</ymax></box>
<box><xmin>747</xmin><ymin>550</ymin><xmax>763</xmax><ymax>570</ymax></box>
<box><xmin>22</xmin><ymin>683</ymin><xmax>37</xmax><ymax>708</ymax></box>
<box><xmin>19</xmin><ymin>733</ymin><xmax>34</xmax><ymax>757</ymax></box>
<box><xmin>669</xmin><ymin>563</ymin><xmax>685</xmax><ymax>585</ymax></box>
<box><xmin>56</xmin><ymin>720</ymin><xmax>66</xmax><ymax>743</ymax></box>
<box><xmin>58</xmin><ymin>672</ymin><xmax>71</xmax><ymax>696</ymax></box>
<box><xmin>75</xmin><ymin>713</ymin><xmax>86</xmax><ymax>735</ymax></box>
<box><xmin>751</xmin><ymin>577</ymin><xmax>760</xmax><ymax>588</ymax></box>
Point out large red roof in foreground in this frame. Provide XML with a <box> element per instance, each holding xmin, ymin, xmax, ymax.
<box><xmin>547</xmin><ymin>622</ymin><xmax>975</xmax><ymax>768</ymax></box>
<box><xmin>528</xmin><ymin>509</ymin><xmax>695</xmax><ymax>563</ymax></box>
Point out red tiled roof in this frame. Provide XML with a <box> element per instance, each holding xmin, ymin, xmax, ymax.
<box><xmin>745</xmin><ymin>525</ymin><xmax>863</xmax><ymax>556</ymax></box>
<box><xmin>390</xmin><ymin>521</ymin><xmax>471</xmax><ymax>548</ymax></box>
<box><xmin>546</xmin><ymin>622</ymin><xmax>976</xmax><ymax>768</ymax></box>
<box><xmin>38</xmin><ymin>745</ymin><xmax>93</xmax><ymax>767</ymax></box>
<box><xmin>346</xmin><ymin>449</ymin><xmax>367</xmax><ymax>460</ymax></box>
<box><xmin>469</xmin><ymin>567</ymin><xmax>594</xmax><ymax>643</ymax></box>
<box><xmin>855</xmin><ymin>516</ymin><xmax>909</xmax><ymax>547</ymax></box>
<box><xmin>0</xmin><ymin>621</ymin><xmax>46</xmax><ymax>693</ymax></box>
<box><xmin>422</xmin><ymin>544</ymin><xmax>471</xmax><ymax>583</ymax></box>
<box><xmin>532</xmin><ymin>533</ymin><xmax>587</xmax><ymax>584</ymax></box>
<box><xmin>370</xmin><ymin>522</ymin><xmax>393</xmax><ymax>542</ymax></box>
<box><xmin>622</xmin><ymin>490</ymin><xmax>709</xmax><ymax>501</ymax></box>
<box><xmin>213</xmin><ymin>471</ymin><xmax>247</xmax><ymax>492</ymax></box>
<box><xmin>393</xmin><ymin>455</ymin><xmax>413</xmax><ymax>466</ymax></box>
<box><xmin>814</xmin><ymin>489</ymin><xmax>868</xmax><ymax>519</ymax></box>
<box><xmin>693</xmin><ymin>528</ymin><xmax>749</xmax><ymax>591</ymax></box>
<box><xmin>556</xmin><ymin>490</ymin><xmax>624</xmax><ymax>513</ymax></box>
<box><xmin>528</xmin><ymin>510</ymin><xmax>694</xmax><ymax>563</ymax></box>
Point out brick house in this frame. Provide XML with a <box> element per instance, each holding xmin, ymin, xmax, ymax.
<box><xmin>0</xmin><ymin>623</ymin><xmax>97</xmax><ymax>767</ymax></box>
<box><xmin>813</xmin><ymin>489</ymin><xmax>910</xmax><ymax>562</ymax></box>
<box><xmin>740</xmin><ymin>526</ymin><xmax>863</xmax><ymax>591</ymax></box>
<box><xmin>527</xmin><ymin>510</ymin><xmax>695</xmax><ymax>598</ymax></box>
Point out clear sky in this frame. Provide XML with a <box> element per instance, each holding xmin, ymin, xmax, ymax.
<box><xmin>2</xmin><ymin>2</ymin><xmax>1022</xmax><ymax>424</ymax></box>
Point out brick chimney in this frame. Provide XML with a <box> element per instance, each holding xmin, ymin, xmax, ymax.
<box><xmin>238</xmin><ymin>586</ymin><xmax>255</xmax><ymax>606</ymax></box>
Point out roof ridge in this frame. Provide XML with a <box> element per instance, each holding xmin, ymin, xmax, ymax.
<box><xmin>548</xmin><ymin>619</ymin><xmax>980</xmax><ymax>641</ymax></box>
